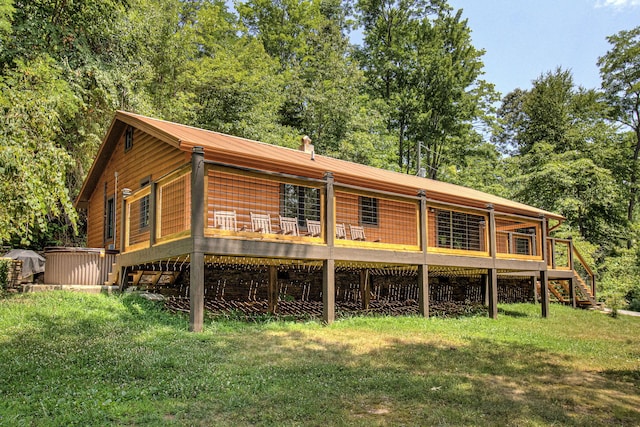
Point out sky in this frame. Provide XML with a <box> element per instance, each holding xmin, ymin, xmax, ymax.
<box><xmin>446</xmin><ymin>0</ymin><xmax>640</xmax><ymax>96</ymax></box>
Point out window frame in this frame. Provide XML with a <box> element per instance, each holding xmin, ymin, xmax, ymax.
<box><xmin>124</xmin><ymin>126</ymin><xmax>134</xmax><ymax>152</ymax></box>
<box><xmin>139</xmin><ymin>176</ymin><xmax>151</xmax><ymax>230</ymax></box>
<box><xmin>359</xmin><ymin>196</ymin><xmax>379</xmax><ymax>226</ymax></box>
<box><xmin>105</xmin><ymin>195</ymin><xmax>115</xmax><ymax>242</ymax></box>
<box><xmin>279</xmin><ymin>183</ymin><xmax>320</xmax><ymax>228</ymax></box>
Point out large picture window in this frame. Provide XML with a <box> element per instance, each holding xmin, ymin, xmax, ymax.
<box><xmin>435</xmin><ymin>208</ymin><xmax>484</xmax><ymax>251</ymax></box>
<box><xmin>280</xmin><ymin>184</ymin><xmax>320</xmax><ymax>227</ymax></box>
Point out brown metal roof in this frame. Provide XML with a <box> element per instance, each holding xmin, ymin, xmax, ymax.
<box><xmin>78</xmin><ymin>110</ymin><xmax>563</xmax><ymax>220</ymax></box>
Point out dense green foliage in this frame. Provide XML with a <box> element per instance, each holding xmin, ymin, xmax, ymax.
<box><xmin>0</xmin><ymin>292</ymin><xmax>638</xmax><ymax>425</ymax></box>
<box><xmin>0</xmin><ymin>0</ymin><xmax>639</xmax><ymax>307</ymax></box>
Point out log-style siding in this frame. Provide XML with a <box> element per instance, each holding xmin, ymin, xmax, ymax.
<box><xmin>86</xmin><ymin>128</ymin><xmax>187</xmax><ymax>248</ymax></box>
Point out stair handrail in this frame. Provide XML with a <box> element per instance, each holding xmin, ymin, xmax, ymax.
<box><xmin>571</xmin><ymin>244</ymin><xmax>596</xmax><ymax>299</ymax></box>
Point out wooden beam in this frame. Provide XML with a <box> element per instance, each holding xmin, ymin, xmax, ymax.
<box><xmin>190</xmin><ymin>147</ymin><xmax>205</xmax><ymax>333</ymax></box>
<box><xmin>360</xmin><ymin>270</ymin><xmax>370</xmax><ymax>310</ymax></box>
<box><xmin>121</xmin><ymin>188</ymin><xmax>131</xmax><ymax>252</ymax></box>
<box><xmin>418</xmin><ymin>264</ymin><xmax>429</xmax><ymax>317</ymax></box>
<box><xmin>487</xmin><ymin>268</ymin><xmax>498</xmax><ymax>319</ymax></box>
<box><xmin>149</xmin><ymin>181</ymin><xmax>157</xmax><ymax>247</ymax></box>
<box><xmin>481</xmin><ymin>274</ymin><xmax>488</xmax><ymax>306</ymax></box>
<box><xmin>189</xmin><ymin>251</ymin><xmax>204</xmax><ymax>332</ymax></box>
<box><xmin>325</xmin><ymin>172</ymin><xmax>335</xmax><ymax>248</ymax></box>
<box><xmin>540</xmin><ymin>270</ymin><xmax>549</xmax><ymax>318</ymax></box>
<box><xmin>569</xmin><ymin>277</ymin><xmax>577</xmax><ymax>309</ymax></box>
<box><xmin>540</xmin><ymin>217</ymin><xmax>550</xmax><ymax>318</ymax></box>
<box><xmin>323</xmin><ymin>259</ymin><xmax>335</xmax><ymax>324</ymax></box>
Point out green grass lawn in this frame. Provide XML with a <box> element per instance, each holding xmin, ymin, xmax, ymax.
<box><xmin>0</xmin><ymin>292</ymin><xmax>638</xmax><ymax>426</ymax></box>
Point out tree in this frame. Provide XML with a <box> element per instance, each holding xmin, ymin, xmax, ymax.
<box><xmin>598</xmin><ymin>26</ymin><xmax>640</xmax><ymax>247</ymax></box>
<box><xmin>356</xmin><ymin>0</ymin><xmax>495</xmax><ymax>178</ymax></box>
<box><xmin>494</xmin><ymin>69</ymin><xmax>627</xmax><ymax>244</ymax></box>
<box><xmin>0</xmin><ymin>56</ymin><xmax>80</xmax><ymax>245</ymax></box>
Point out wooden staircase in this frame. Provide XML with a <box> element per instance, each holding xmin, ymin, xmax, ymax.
<box><xmin>547</xmin><ymin>273</ymin><xmax>597</xmax><ymax>308</ymax></box>
<box><xmin>104</xmin><ymin>262</ymin><xmax>180</xmax><ymax>291</ymax></box>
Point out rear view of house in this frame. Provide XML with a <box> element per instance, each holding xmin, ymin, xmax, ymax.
<box><xmin>76</xmin><ymin>111</ymin><xmax>596</xmax><ymax>331</ymax></box>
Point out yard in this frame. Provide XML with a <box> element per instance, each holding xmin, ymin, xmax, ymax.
<box><xmin>0</xmin><ymin>292</ymin><xmax>638</xmax><ymax>426</ymax></box>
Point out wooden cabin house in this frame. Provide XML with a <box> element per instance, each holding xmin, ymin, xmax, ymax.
<box><xmin>76</xmin><ymin>111</ymin><xmax>596</xmax><ymax>331</ymax></box>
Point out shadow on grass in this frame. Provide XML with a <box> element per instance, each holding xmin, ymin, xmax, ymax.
<box><xmin>497</xmin><ymin>306</ymin><xmax>533</xmax><ymax>317</ymax></box>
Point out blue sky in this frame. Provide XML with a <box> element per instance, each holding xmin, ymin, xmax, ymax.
<box><xmin>447</xmin><ymin>0</ymin><xmax>640</xmax><ymax>96</ymax></box>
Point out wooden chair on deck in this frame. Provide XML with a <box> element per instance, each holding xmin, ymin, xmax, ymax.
<box><xmin>278</xmin><ymin>216</ymin><xmax>300</xmax><ymax>236</ymax></box>
<box><xmin>213</xmin><ymin>210</ymin><xmax>237</xmax><ymax>231</ymax></box>
<box><xmin>250</xmin><ymin>212</ymin><xmax>272</xmax><ymax>233</ymax></box>
<box><xmin>305</xmin><ymin>219</ymin><xmax>321</xmax><ymax>237</ymax></box>
<box><xmin>350</xmin><ymin>225</ymin><xmax>366</xmax><ymax>241</ymax></box>
<box><xmin>336</xmin><ymin>223</ymin><xmax>347</xmax><ymax>239</ymax></box>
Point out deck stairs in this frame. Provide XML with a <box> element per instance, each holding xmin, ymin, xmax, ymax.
<box><xmin>104</xmin><ymin>262</ymin><xmax>180</xmax><ymax>291</ymax></box>
<box><xmin>547</xmin><ymin>273</ymin><xmax>598</xmax><ymax>308</ymax></box>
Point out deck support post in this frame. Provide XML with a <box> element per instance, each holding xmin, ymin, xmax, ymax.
<box><xmin>487</xmin><ymin>268</ymin><xmax>498</xmax><ymax>319</ymax></box>
<box><xmin>531</xmin><ymin>276</ymin><xmax>538</xmax><ymax>304</ymax></box>
<box><xmin>360</xmin><ymin>270</ymin><xmax>370</xmax><ymax>310</ymax></box>
<box><xmin>417</xmin><ymin>190</ymin><xmax>429</xmax><ymax>317</ymax></box>
<box><xmin>540</xmin><ymin>270</ymin><xmax>549</xmax><ymax>317</ymax></box>
<box><xmin>487</xmin><ymin>204</ymin><xmax>498</xmax><ymax>318</ymax></box>
<box><xmin>323</xmin><ymin>172</ymin><xmax>335</xmax><ymax>324</ymax></box>
<box><xmin>540</xmin><ymin>216</ymin><xmax>550</xmax><ymax>318</ymax></box>
<box><xmin>189</xmin><ymin>147</ymin><xmax>205</xmax><ymax>332</ymax></box>
<box><xmin>569</xmin><ymin>278</ymin><xmax>577</xmax><ymax>308</ymax></box>
<box><xmin>323</xmin><ymin>259</ymin><xmax>335</xmax><ymax>324</ymax></box>
<box><xmin>481</xmin><ymin>274</ymin><xmax>489</xmax><ymax>306</ymax></box>
<box><xmin>418</xmin><ymin>264</ymin><xmax>429</xmax><ymax>317</ymax></box>
<box><xmin>268</xmin><ymin>265</ymin><xmax>278</xmax><ymax>314</ymax></box>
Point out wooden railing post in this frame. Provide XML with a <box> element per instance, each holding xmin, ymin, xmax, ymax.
<box><xmin>540</xmin><ymin>216</ymin><xmax>550</xmax><ymax>318</ymax></box>
<box><xmin>323</xmin><ymin>172</ymin><xmax>335</xmax><ymax>324</ymax></box>
<box><xmin>149</xmin><ymin>182</ymin><xmax>157</xmax><ymax>247</ymax></box>
<box><xmin>121</xmin><ymin>188</ymin><xmax>131</xmax><ymax>252</ymax></box>
<box><xmin>190</xmin><ymin>146</ymin><xmax>205</xmax><ymax>332</ymax></box>
<box><xmin>418</xmin><ymin>190</ymin><xmax>429</xmax><ymax>317</ymax></box>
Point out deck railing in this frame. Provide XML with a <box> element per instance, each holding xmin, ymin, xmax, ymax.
<box><xmin>495</xmin><ymin>216</ymin><xmax>542</xmax><ymax>259</ymax></box>
<box><xmin>121</xmin><ymin>160</ymin><xmax>547</xmax><ymax>262</ymax></box>
<box><xmin>546</xmin><ymin>238</ymin><xmax>571</xmax><ymax>270</ymax></box>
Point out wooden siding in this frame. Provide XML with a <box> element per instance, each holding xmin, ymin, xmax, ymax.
<box><xmin>335</xmin><ymin>191</ymin><xmax>418</xmax><ymax>246</ymax></box>
<box><xmin>86</xmin><ymin>128</ymin><xmax>187</xmax><ymax>248</ymax></box>
<box><xmin>207</xmin><ymin>170</ymin><xmax>282</xmax><ymax>231</ymax></box>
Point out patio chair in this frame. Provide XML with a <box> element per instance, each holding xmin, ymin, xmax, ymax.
<box><xmin>336</xmin><ymin>223</ymin><xmax>347</xmax><ymax>239</ymax></box>
<box><xmin>213</xmin><ymin>210</ymin><xmax>237</xmax><ymax>231</ymax></box>
<box><xmin>305</xmin><ymin>219</ymin><xmax>321</xmax><ymax>237</ymax></box>
<box><xmin>250</xmin><ymin>212</ymin><xmax>272</xmax><ymax>233</ymax></box>
<box><xmin>350</xmin><ymin>225</ymin><xmax>366</xmax><ymax>241</ymax></box>
<box><xmin>278</xmin><ymin>216</ymin><xmax>300</xmax><ymax>236</ymax></box>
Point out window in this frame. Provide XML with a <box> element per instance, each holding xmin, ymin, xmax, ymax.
<box><xmin>435</xmin><ymin>208</ymin><xmax>484</xmax><ymax>251</ymax></box>
<box><xmin>105</xmin><ymin>196</ymin><xmax>115</xmax><ymax>241</ymax></box>
<box><xmin>124</xmin><ymin>126</ymin><xmax>134</xmax><ymax>151</ymax></box>
<box><xmin>359</xmin><ymin>196</ymin><xmax>378</xmax><ymax>226</ymax></box>
<box><xmin>280</xmin><ymin>184</ymin><xmax>320</xmax><ymax>227</ymax></box>
<box><xmin>140</xmin><ymin>177</ymin><xmax>151</xmax><ymax>229</ymax></box>
<box><xmin>514</xmin><ymin>236</ymin><xmax>531</xmax><ymax>255</ymax></box>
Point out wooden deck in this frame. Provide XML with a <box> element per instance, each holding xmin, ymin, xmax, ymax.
<box><xmin>110</xmin><ymin>149</ymin><xmax>595</xmax><ymax>331</ymax></box>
